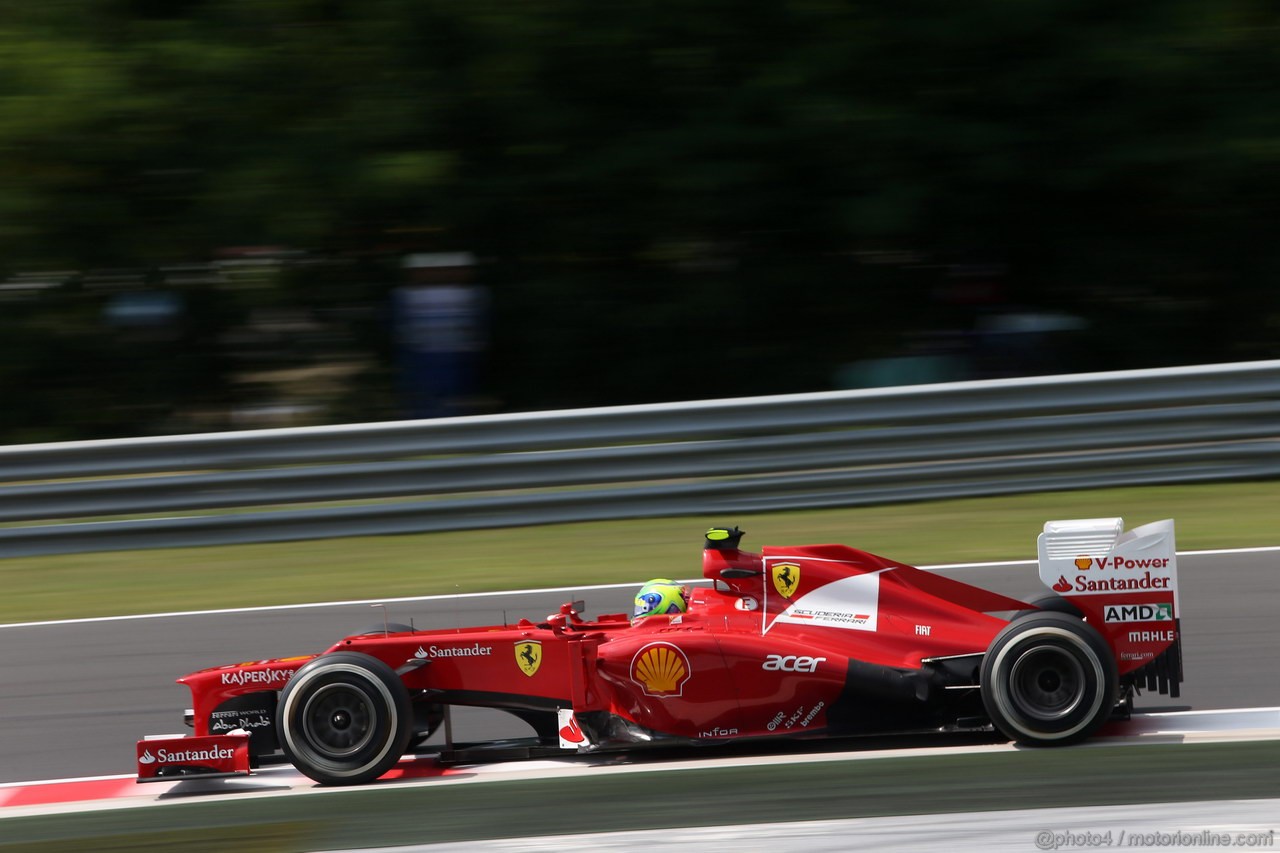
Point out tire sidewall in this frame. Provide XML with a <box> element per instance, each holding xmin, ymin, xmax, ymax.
<box><xmin>981</xmin><ymin>612</ymin><xmax>1117</xmax><ymax>745</ymax></box>
<box><xmin>278</xmin><ymin>652</ymin><xmax>411</xmax><ymax>785</ymax></box>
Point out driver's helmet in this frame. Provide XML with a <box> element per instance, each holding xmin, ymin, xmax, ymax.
<box><xmin>633</xmin><ymin>578</ymin><xmax>689</xmax><ymax>619</ymax></box>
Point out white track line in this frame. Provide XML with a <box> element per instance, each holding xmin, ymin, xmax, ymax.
<box><xmin>3</xmin><ymin>545</ymin><xmax>1275</xmax><ymax>630</ymax></box>
<box><xmin>0</xmin><ymin>580</ymin><xmax>640</xmax><ymax>629</ymax></box>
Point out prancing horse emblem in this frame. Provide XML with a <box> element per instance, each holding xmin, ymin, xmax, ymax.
<box><xmin>772</xmin><ymin>562</ymin><xmax>800</xmax><ymax>599</ymax></box>
<box><xmin>516</xmin><ymin>640</ymin><xmax>543</xmax><ymax>677</ymax></box>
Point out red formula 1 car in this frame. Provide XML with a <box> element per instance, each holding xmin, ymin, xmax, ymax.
<box><xmin>137</xmin><ymin>518</ymin><xmax>1183</xmax><ymax>785</ymax></box>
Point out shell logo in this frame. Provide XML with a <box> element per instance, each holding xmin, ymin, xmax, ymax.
<box><xmin>630</xmin><ymin>643</ymin><xmax>691</xmax><ymax>697</ymax></box>
<box><xmin>1075</xmin><ymin>556</ymin><xmax>1093</xmax><ymax>571</ymax></box>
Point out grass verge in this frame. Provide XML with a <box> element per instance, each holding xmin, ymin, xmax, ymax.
<box><xmin>1</xmin><ymin>480</ymin><xmax>1275</xmax><ymax>624</ymax></box>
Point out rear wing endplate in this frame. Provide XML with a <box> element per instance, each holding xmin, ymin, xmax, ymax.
<box><xmin>1037</xmin><ymin>517</ymin><xmax>1182</xmax><ymax>696</ymax></box>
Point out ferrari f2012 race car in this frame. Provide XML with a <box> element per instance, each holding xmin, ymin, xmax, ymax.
<box><xmin>136</xmin><ymin>517</ymin><xmax>1182</xmax><ymax>785</ymax></box>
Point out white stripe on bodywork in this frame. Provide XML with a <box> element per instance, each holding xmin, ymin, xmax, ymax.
<box><xmin>762</xmin><ymin>555</ymin><xmax>894</xmax><ymax>635</ymax></box>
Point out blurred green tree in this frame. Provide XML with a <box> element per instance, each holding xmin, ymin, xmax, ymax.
<box><xmin>0</xmin><ymin>0</ymin><xmax>1277</xmax><ymax>438</ymax></box>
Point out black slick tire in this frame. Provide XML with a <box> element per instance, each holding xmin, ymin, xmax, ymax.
<box><xmin>981</xmin><ymin>611</ymin><xmax>1117</xmax><ymax>746</ymax></box>
<box><xmin>277</xmin><ymin>652</ymin><xmax>412</xmax><ymax>785</ymax></box>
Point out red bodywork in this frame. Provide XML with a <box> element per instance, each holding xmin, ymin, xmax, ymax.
<box><xmin>137</xmin><ymin>733</ymin><xmax>249</xmax><ymax>782</ymax></box>
<box><xmin>139</xmin><ymin>524</ymin><xmax>1183</xmax><ymax>781</ymax></box>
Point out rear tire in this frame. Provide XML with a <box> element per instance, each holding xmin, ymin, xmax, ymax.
<box><xmin>981</xmin><ymin>612</ymin><xmax>1116</xmax><ymax>746</ymax></box>
<box><xmin>1014</xmin><ymin>592</ymin><xmax>1084</xmax><ymax>620</ymax></box>
<box><xmin>278</xmin><ymin>652</ymin><xmax>412</xmax><ymax>785</ymax></box>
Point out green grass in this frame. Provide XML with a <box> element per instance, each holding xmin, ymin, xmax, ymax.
<box><xmin>1</xmin><ymin>480</ymin><xmax>1276</xmax><ymax>624</ymax></box>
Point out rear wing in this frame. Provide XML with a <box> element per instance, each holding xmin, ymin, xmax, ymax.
<box><xmin>1037</xmin><ymin>518</ymin><xmax>1183</xmax><ymax>697</ymax></box>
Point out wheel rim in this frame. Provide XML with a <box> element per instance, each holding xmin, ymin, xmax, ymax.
<box><xmin>1007</xmin><ymin>643</ymin><xmax>1085</xmax><ymax>720</ymax></box>
<box><xmin>301</xmin><ymin>683</ymin><xmax>377</xmax><ymax>758</ymax></box>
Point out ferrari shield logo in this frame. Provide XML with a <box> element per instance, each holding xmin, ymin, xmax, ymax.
<box><xmin>515</xmin><ymin>641</ymin><xmax>542</xmax><ymax>677</ymax></box>
<box><xmin>772</xmin><ymin>562</ymin><xmax>800</xmax><ymax>599</ymax></box>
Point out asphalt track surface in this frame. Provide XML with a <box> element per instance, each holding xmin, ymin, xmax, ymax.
<box><xmin>343</xmin><ymin>799</ymin><xmax>1280</xmax><ymax>853</ymax></box>
<box><xmin>1</xmin><ymin>549</ymin><xmax>1276</xmax><ymax>785</ymax></box>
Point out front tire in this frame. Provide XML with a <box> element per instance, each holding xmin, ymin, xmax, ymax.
<box><xmin>277</xmin><ymin>652</ymin><xmax>412</xmax><ymax>785</ymax></box>
<box><xmin>981</xmin><ymin>612</ymin><xmax>1117</xmax><ymax>746</ymax></box>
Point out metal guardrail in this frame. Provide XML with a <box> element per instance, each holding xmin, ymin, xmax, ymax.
<box><xmin>1</xmin><ymin>360</ymin><xmax>1278</xmax><ymax>557</ymax></box>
